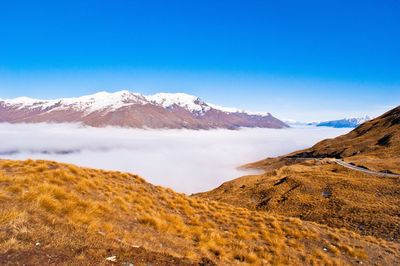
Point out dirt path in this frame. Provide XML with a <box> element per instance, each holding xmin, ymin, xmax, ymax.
<box><xmin>333</xmin><ymin>158</ymin><xmax>400</xmax><ymax>178</ymax></box>
<box><xmin>288</xmin><ymin>157</ymin><xmax>400</xmax><ymax>177</ymax></box>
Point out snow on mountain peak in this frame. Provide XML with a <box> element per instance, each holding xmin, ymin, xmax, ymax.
<box><xmin>4</xmin><ymin>96</ymin><xmax>42</xmax><ymax>105</ymax></box>
<box><xmin>146</xmin><ymin>92</ymin><xmax>211</xmax><ymax>113</ymax></box>
<box><xmin>59</xmin><ymin>90</ymin><xmax>148</xmax><ymax>111</ymax></box>
<box><xmin>1</xmin><ymin>90</ymin><xmax>148</xmax><ymax>112</ymax></box>
<box><xmin>208</xmin><ymin>103</ymin><xmax>270</xmax><ymax>117</ymax></box>
<box><xmin>1</xmin><ymin>90</ymin><xmax>273</xmax><ymax>117</ymax></box>
<box><xmin>354</xmin><ymin>115</ymin><xmax>371</xmax><ymax>123</ymax></box>
<box><xmin>307</xmin><ymin>115</ymin><xmax>372</xmax><ymax>128</ymax></box>
<box><xmin>2</xmin><ymin>96</ymin><xmax>52</xmax><ymax>109</ymax></box>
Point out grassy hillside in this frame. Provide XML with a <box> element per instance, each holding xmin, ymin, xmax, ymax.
<box><xmin>248</xmin><ymin>105</ymin><xmax>400</xmax><ymax>173</ymax></box>
<box><xmin>198</xmin><ymin>159</ymin><xmax>400</xmax><ymax>242</ymax></box>
<box><xmin>199</xmin><ymin>106</ymin><xmax>400</xmax><ymax>244</ymax></box>
<box><xmin>1</xmin><ymin>159</ymin><xmax>400</xmax><ymax>265</ymax></box>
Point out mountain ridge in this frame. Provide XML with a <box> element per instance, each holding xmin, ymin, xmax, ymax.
<box><xmin>0</xmin><ymin>91</ymin><xmax>287</xmax><ymax>129</ymax></box>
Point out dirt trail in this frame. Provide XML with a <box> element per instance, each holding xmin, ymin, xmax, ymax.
<box><xmin>291</xmin><ymin>157</ymin><xmax>400</xmax><ymax>177</ymax></box>
<box><xmin>333</xmin><ymin>158</ymin><xmax>400</xmax><ymax>178</ymax></box>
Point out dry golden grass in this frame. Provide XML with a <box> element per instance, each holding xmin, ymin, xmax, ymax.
<box><xmin>200</xmin><ymin>159</ymin><xmax>400</xmax><ymax>243</ymax></box>
<box><xmin>1</xmin><ymin>159</ymin><xmax>399</xmax><ymax>265</ymax></box>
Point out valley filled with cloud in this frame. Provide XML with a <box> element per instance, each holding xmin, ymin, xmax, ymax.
<box><xmin>0</xmin><ymin>123</ymin><xmax>349</xmax><ymax>193</ymax></box>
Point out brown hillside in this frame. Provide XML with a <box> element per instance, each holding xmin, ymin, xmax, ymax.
<box><xmin>198</xmin><ymin>159</ymin><xmax>400</xmax><ymax>242</ymax></box>
<box><xmin>198</xmin><ymin>106</ymin><xmax>400</xmax><ymax>243</ymax></box>
<box><xmin>1</xmin><ymin>159</ymin><xmax>400</xmax><ymax>265</ymax></box>
<box><xmin>249</xmin><ymin>105</ymin><xmax>400</xmax><ymax>173</ymax></box>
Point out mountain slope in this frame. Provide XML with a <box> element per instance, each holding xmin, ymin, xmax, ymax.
<box><xmin>292</xmin><ymin>106</ymin><xmax>399</xmax><ymax>173</ymax></box>
<box><xmin>0</xmin><ymin>91</ymin><xmax>288</xmax><ymax>129</ymax></box>
<box><xmin>1</xmin><ymin>159</ymin><xmax>399</xmax><ymax>265</ymax></box>
<box><xmin>250</xmin><ymin>105</ymin><xmax>400</xmax><ymax>173</ymax></box>
<box><xmin>198</xmin><ymin>105</ymin><xmax>400</xmax><ymax>242</ymax></box>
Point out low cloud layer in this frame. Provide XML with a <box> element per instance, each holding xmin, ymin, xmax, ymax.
<box><xmin>0</xmin><ymin>123</ymin><xmax>350</xmax><ymax>193</ymax></box>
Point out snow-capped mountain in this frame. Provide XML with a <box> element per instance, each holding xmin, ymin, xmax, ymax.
<box><xmin>0</xmin><ymin>91</ymin><xmax>288</xmax><ymax>129</ymax></box>
<box><xmin>146</xmin><ymin>92</ymin><xmax>211</xmax><ymax>114</ymax></box>
<box><xmin>308</xmin><ymin>116</ymin><xmax>371</xmax><ymax>128</ymax></box>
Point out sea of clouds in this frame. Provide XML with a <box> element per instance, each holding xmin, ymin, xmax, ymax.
<box><xmin>0</xmin><ymin>123</ymin><xmax>350</xmax><ymax>194</ymax></box>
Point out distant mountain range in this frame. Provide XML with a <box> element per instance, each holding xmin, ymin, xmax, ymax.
<box><xmin>308</xmin><ymin>116</ymin><xmax>371</xmax><ymax>128</ymax></box>
<box><xmin>0</xmin><ymin>91</ymin><xmax>288</xmax><ymax>129</ymax></box>
<box><xmin>286</xmin><ymin>116</ymin><xmax>371</xmax><ymax>128</ymax></box>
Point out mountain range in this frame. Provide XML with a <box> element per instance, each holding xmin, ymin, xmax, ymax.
<box><xmin>0</xmin><ymin>91</ymin><xmax>288</xmax><ymax>129</ymax></box>
<box><xmin>285</xmin><ymin>116</ymin><xmax>371</xmax><ymax>128</ymax></box>
<box><xmin>307</xmin><ymin>116</ymin><xmax>371</xmax><ymax>128</ymax></box>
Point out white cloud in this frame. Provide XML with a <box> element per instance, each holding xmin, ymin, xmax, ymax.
<box><xmin>0</xmin><ymin>123</ymin><xmax>350</xmax><ymax>194</ymax></box>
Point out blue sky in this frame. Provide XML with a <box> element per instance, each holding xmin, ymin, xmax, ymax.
<box><xmin>0</xmin><ymin>0</ymin><xmax>399</xmax><ymax>121</ymax></box>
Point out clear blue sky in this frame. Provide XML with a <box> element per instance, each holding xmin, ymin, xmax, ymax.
<box><xmin>0</xmin><ymin>0</ymin><xmax>399</xmax><ymax>121</ymax></box>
